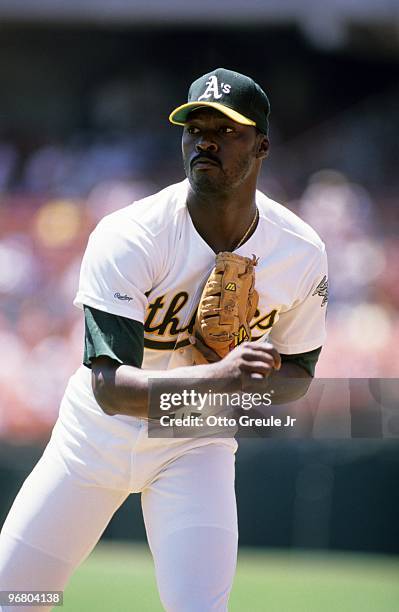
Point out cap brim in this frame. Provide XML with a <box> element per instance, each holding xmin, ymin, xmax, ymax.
<box><xmin>169</xmin><ymin>101</ymin><xmax>256</xmax><ymax>128</ymax></box>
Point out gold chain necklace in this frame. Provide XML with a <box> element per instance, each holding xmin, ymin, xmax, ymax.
<box><xmin>235</xmin><ymin>207</ymin><xmax>259</xmax><ymax>250</ymax></box>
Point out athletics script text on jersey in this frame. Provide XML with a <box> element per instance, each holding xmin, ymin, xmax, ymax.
<box><xmin>143</xmin><ymin>290</ymin><xmax>279</xmax><ymax>350</ymax></box>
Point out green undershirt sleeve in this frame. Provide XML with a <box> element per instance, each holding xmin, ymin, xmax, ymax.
<box><xmin>280</xmin><ymin>347</ymin><xmax>322</xmax><ymax>377</ymax></box>
<box><xmin>83</xmin><ymin>306</ymin><xmax>144</xmax><ymax>369</ymax></box>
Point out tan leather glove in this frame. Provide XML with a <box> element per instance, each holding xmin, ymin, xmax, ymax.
<box><xmin>192</xmin><ymin>252</ymin><xmax>259</xmax><ymax>363</ymax></box>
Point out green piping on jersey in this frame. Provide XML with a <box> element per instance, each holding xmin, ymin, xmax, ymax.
<box><xmin>144</xmin><ymin>338</ymin><xmax>191</xmax><ymax>351</ymax></box>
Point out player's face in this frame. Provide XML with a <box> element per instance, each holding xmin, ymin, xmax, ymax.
<box><xmin>182</xmin><ymin>109</ymin><xmax>268</xmax><ymax>195</ymax></box>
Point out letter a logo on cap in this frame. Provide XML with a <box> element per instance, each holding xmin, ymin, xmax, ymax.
<box><xmin>198</xmin><ymin>75</ymin><xmax>231</xmax><ymax>101</ymax></box>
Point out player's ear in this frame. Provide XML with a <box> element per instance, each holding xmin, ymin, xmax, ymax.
<box><xmin>255</xmin><ymin>133</ymin><xmax>269</xmax><ymax>160</ymax></box>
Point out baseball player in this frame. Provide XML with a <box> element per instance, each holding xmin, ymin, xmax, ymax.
<box><xmin>0</xmin><ymin>68</ymin><xmax>328</xmax><ymax>611</ymax></box>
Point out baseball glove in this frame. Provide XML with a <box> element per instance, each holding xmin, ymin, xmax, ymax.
<box><xmin>192</xmin><ymin>252</ymin><xmax>259</xmax><ymax>364</ymax></box>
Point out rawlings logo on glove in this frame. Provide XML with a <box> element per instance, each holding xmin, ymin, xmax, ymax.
<box><xmin>192</xmin><ymin>252</ymin><xmax>259</xmax><ymax>364</ymax></box>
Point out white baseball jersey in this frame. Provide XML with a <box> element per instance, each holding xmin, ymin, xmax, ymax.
<box><xmin>74</xmin><ymin>178</ymin><xmax>327</xmax><ymax>376</ymax></box>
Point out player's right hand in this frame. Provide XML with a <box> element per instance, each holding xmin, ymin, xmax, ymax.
<box><xmin>211</xmin><ymin>341</ymin><xmax>281</xmax><ymax>385</ymax></box>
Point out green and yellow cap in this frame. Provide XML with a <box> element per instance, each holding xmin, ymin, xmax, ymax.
<box><xmin>169</xmin><ymin>68</ymin><xmax>270</xmax><ymax>135</ymax></box>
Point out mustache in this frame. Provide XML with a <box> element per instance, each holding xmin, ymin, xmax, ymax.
<box><xmin>191</xmin><ymin>153</ymin><xmax>221</xmax><ymax>167</ymax></box>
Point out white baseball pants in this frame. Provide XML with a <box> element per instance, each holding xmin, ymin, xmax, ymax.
<box><xmin>0</xmin><ymin>369</ymin><xmax>238</xmax><ymax>612</ymax></box>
